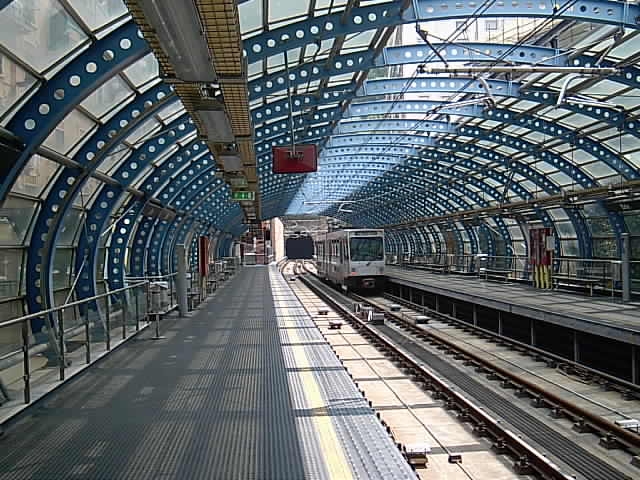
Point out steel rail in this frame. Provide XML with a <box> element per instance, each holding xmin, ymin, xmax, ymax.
<box><xmin>293</xmin><ymin>266</ymin><xmax>577</xmax><ymax>480</ymax></box>
<box><xmin>351</xmin><ymin>294</ymin><xmax>640</xmax><ymax>455</ymax></box>
<box><xmin>382</xmin><ymin>290</ymin><xmax>640</xmax><ymax>397</ymax></box>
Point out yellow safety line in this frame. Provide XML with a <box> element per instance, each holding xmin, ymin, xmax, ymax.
<box><xmin>284</xmin><ymin>304</ymin><xmax>355</xmax><ymax>480</ymax></box>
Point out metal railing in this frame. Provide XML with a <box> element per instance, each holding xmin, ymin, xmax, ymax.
<box><xmin>389</xmin><ymin>253</ymin><xmax>640</xmax><ymax>297</ymax></box>
<box><xmin>0</xmin><ymin>281</ymin><xmax>149</xmax><ymax>406</ymax></box>
<box><xmin>125</xmin><ymin>273</ymin><xmax>177</xmax><ymax>315</ymax></box>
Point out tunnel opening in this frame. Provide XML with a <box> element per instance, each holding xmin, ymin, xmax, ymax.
<box><xmin>285</xmin><ymin>236</ymin><xmax>313</xmax><ymax>259</ymax></box>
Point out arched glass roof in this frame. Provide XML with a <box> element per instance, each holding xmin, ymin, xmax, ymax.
<box><xmin>0</xmin><ymin>0</ymin><xmax>639</xmax><ymax>318</ymax></box>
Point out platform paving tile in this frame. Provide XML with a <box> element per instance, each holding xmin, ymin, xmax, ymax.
<box><xmin>269</xmin><ymin>268</ymin><xmax>416</xmax><ymax>479</ymax></box>
<box><xmin>0</xmin><ymin>267</ymin><xmax>416</xmax><ymax>480</ymax></box>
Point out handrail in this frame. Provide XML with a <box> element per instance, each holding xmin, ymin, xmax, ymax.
<box><xmin>125</xmin><ymin>273</ymin><xmax>177</xmax><ymax>280</ymax></box>
<box><xmin>0</xmin><ymin>281</ymin><xmax>148</xmax><ymax>329</ymax></box>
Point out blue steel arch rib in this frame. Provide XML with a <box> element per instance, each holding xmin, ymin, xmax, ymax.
<box><xmin>128</xmin><ymin>182</ymin><xmax>230</xmax><ymax>278</ymax></box>
<box><xmin>106</xmin><ymin>152</ymin><xmax>217</xmax><ymax>290</ymax></box>
<box><xmin>254</xmin><ymin>79</ymin><xmax>636</xmax><ymax>182</ymax></box>
<box><xmin>17</xmin><ymin>22</ymin><xmax>157</xmax><ymax>327</ymax></box>
<box><xmin>74</xmin><ymin>117</ymin><xmax>200</xmax><ymax>305</ymax></box>
<box><xmin>160</xmin><ymin>199</ymin><xmax>241</xmax><ymax>276</ymax></box>
<box><xmin>2</xmin><ymin>21</ymin><xmax>150</xmax><ymax>203</ymax></box>
<box><xmin>248</xmin><ymin>43</ymin><xmax>568</xmax><ymax>103</ymax></box>
<box><xmin>28</xmin><ymin>87</ymin><xmax>178</xmax><ymax>317</ymax></box>
<box><xmin>243</xmin><ymin>1</ymin><xmax>640</xmax><ymax>67</ymax></box>
<box><xmin>314</xmin><ymin>152</ymin><xmax>559</xmax><ymax>255</ymax></box>
<box><xmin>109</xmin><ymin>151</ymin><xmax>216</xmax><ymax>266</ymax></box>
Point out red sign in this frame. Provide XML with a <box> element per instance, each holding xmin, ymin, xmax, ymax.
<box><xmin>272</xmin><ymin>144</ymin><xmax>318</xmax><ymax>173</ymax></box>
<box><xmin>198</xmin><ymin>236</ymin><xmax>209</xmax><ymax>277</ymax></box>
<box><xmin>529</xmin><ymin>227</ymin><xmax>553</xmax><ymax>266</ymax></box>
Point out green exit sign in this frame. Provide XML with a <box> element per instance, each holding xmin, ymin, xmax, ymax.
<box><xmin>232</xmin><ymin>191</ymin><xmax>255</xmax><ymax>201</ymax></box>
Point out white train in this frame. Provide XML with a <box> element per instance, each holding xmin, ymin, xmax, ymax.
<box><xmin>314</xmin><ymin>229</ymin><xmax>385</xmax><ymax>292</ymax></box>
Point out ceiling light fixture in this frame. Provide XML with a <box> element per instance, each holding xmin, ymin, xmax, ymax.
<box><xmin>138</xmin><ymin>0</ymin><xmax>217</xmax><ymax>82</ymax></box>
<box><xmin>195</xmin><ymin>109</ymin><xmax>235</xmax><ymax>143</ymax></box>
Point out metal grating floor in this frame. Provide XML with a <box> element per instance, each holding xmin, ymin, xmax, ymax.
<box><xmin>0</xmin><ymin>267</ymin><xmax>415</xmax><ymax>479</ymax></box>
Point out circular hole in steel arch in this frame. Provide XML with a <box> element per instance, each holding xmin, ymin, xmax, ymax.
<box><xmin>102</xmin><ymin>49</ymin><xmax>115</xmax><ymax>61</ymax></box>
<box><xmin>39</xmin><ymin>104</ymin><xmax>50</xmax><ymax>115</ymax></box>
<box><xmin>86</xmin><ymin>62</ymin><xmax>97</xmax><ymax>73</ymax></box>
<box><xmin>24</xmin><ymin>119</ymin><xmax>36</xmax><ymax>130</ymax></box>
<box><xmin>54</xmin><ymin>89</ymin><xmax>65</xmax><ymax>100</ymax></box>
<box><xmin>120</xmin><ymin>38</ymin><xmax>132</xmax><ymax>50</ymax></box>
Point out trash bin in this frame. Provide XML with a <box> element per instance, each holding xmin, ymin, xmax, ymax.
<box><xmin>149</xmin><ymin>281</ymin><xmax>169</xmax><ymax>313</ymax></box>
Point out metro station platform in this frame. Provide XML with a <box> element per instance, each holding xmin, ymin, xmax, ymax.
<box><xmin>386</xmin><ymin>266</ymin><xmax>640</xmax><ymax>346</ymax></box>
<box><xmin>0</xmin><ymin>266</ymin><xmax>415</xmax><ymax>480</ymax></box>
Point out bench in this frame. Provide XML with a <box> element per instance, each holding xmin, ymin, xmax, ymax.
<box><xmin>482</xmin><ymin>268</ymin><xmax>512</xmax><ymax>283</ymax></box>
<box><xmin>552</xmin><ymin>275</ymin><xmax>601</xmax><ymax>296</ymax></box>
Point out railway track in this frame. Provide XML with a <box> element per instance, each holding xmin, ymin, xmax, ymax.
<box><xmin>288</xmin><ymin>260</ymin><xmax>639</xmax><ymax>480</ymax></box>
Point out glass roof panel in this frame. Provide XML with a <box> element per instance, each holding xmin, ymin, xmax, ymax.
<box><xmin>268</xmin><ymin>0</ymin><xmax>310</xmax><ymax>25</ymax></box>
<box><xmin>122</xmin><ymin>53</ymin><xmax>159</xmax><ymax>88</ymax></box>
<box><xmin>239</xmin><ymin>0</ymin><xmax>263</xmax><ymax>36</ymax></box>
<box><xmin>124</xmin><ymin>117</ymin><xmax>160</xmax><ymax>145</ymax></box>
<box><xmin>0</xmin><ymin>0</ymin><xmax>88</xmax><ymax>73</ymax></box>
<box><xmin>97</xmin><ymin>147</ymin><xmax>131</xmax><ymax>175</ymax></box>
<box><xmin>66</xmin><ymin>0</ymin><xmax>129</xmax><ymax>32</ymax></box>
<box><xmin>342</xmin><ymin>30</ymin><xmax>377</xmax><ymax>50</ymax></box>
<box><xmin>80</xmin><ymin>75</ymin><xmax>133</xmax><ymax>119</ymax></box>
<box><xmin>157</xmin><ymin>101</ymin><xmax>184</xmax><ymax>122</ymax></box>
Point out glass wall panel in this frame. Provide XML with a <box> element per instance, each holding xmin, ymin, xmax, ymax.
<box><xmin>52</xmin><ymin>247</ymin><xmax>73</xmax><ymax>289</ymax></box>
<box><xmin>593</xmin><ymin>238</ymin><xmax>617</xmax><ymax>258</ymax></box>
<box><xmin>562</xmin><ymin>239</ymin><xmax>579</xmax><ymax>256</ymax></box>
<box><xmin>0</xmin><ymin>196</ymin><xmax>37</xmax><ymax>245</ymax></box>
<box><xmin>0</xmin><ymin>0</ymin><xmax>88</xmax><ymax>73</ymax></box>
<box><xmin>43</xmin><ymin>108</ymin><xmax>95</xmax><ymax>154</ymax></box>
<box><xmin>0</xmin><ymin>249</ymin><xmax>23</xmax><ymax>299</ymax></box>
<box><xmin>0</xmin><ymin>300</ymin><xmax>24</xmax><ymax>342</ymax></box>
<box><xmin>58</xmin><ymin>208</ymin><xmax>82</xmax><ymax>245</ymax></box>
<box><xmin>0</xmin><ymin>53</ymin><xmax>38</xmax><ymax>119</ymax></box>
<box><xmin>97</xmin><ymin>147</ymin><xmax>131</xmax><ymax>175</ymax></box>
<box><xmin>73</xmin><ymin>177</ymin><xmax>102</xmax><ymax>208</ymax></box>
<box><xmin>555</xmin><ymin>220</ymin><xmax>576</xmax><ymax>238</ymax></box>
<box><xmin>624</xmin><ymin>212</ymin><xmax>640</xmax><ymax>234</ymax></box>
<box><xmin>11</xmin><ymin>154</ymin><xmax>59</xmax><ymax>198</ymax></box>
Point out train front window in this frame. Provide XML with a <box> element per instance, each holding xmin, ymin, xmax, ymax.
<box><xmin>349</xmin><ymin>237</ymin><xmax>383</xmax><ymax>262</ymax></box>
